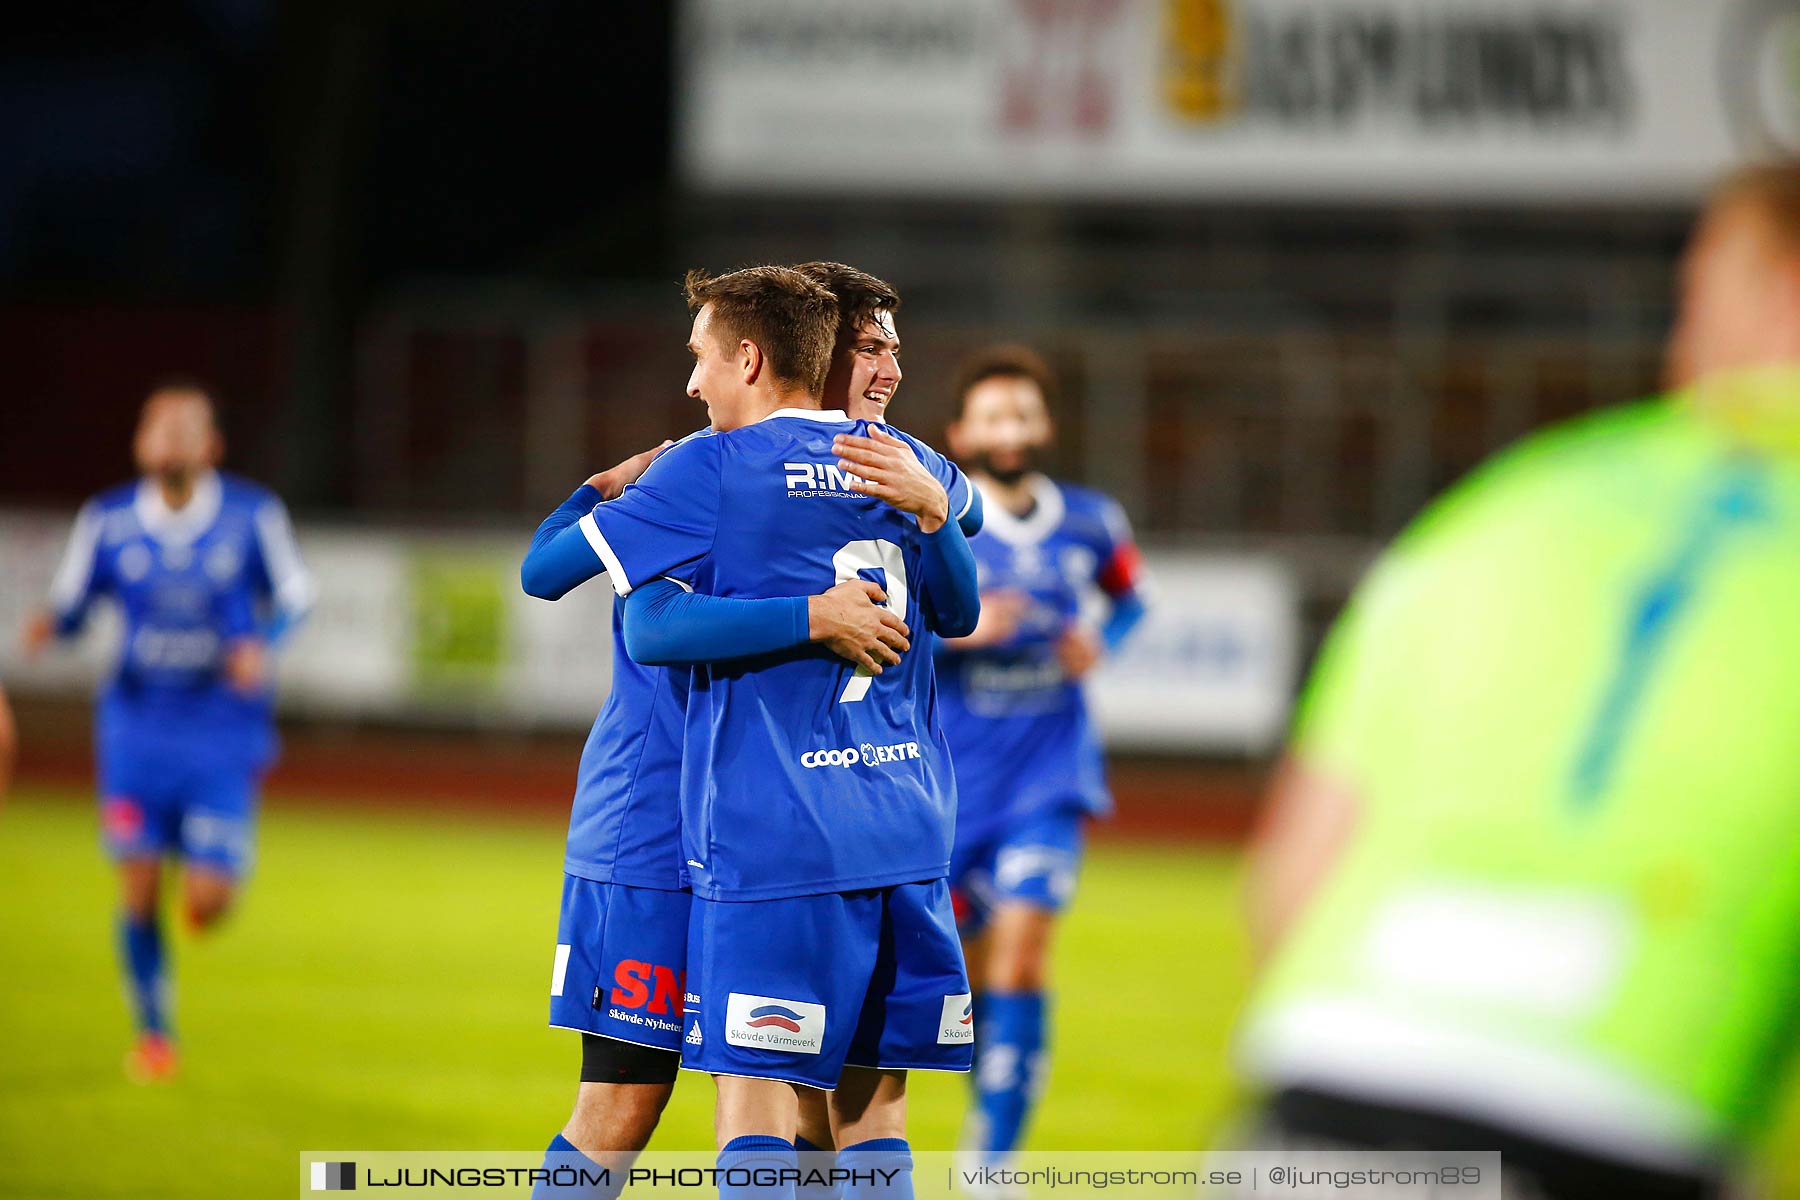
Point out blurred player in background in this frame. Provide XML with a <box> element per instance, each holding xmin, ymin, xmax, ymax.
<box><xmin>937</xmin><ymin>347</ymin><xmax>1147</xmax><ymax>1178</ymax></box>
<box><xmin>1237</xmin><ymin>163</ymin><xmax>1800</xmax><ymax>1199</ymax></box>
<box><xmin>21</xmin><ymin>380</ymin><xmax>314</xmax><ymax>1081</ymax></box>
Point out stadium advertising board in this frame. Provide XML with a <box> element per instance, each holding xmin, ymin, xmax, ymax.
<box><xmin>1088</xmin><ymin>553</ymin><xmax>1297</xmax><ymax>753</ymax></box>
<box><xmin>678</xmin><ymin>0</ymin><xmax>1800</xmax><ymax>202</ymax></box>
<box><xmin>0</xmin><ymin>512</ymin><xmax>1294</xmax><ymax>752</ymax></box>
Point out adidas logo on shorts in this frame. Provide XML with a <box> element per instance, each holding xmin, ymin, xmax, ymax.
<box><xmin>686</xmin><ymin>1023</ymin><xmax>703</xmax><ymax>1046</ymax></box>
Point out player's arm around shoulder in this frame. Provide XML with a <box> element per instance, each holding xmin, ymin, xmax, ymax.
<box><xmin>520</xmin><ymin>439</ymin><xmax>677</xmax><ymax>601</ymax></box>
<box><xmin>581</xmin><ymin>433</ymin><xmax>724</xmax><ymax>597</ymax></box>
<box><xmin>828</xmin><ymin>425</ymin><xmax>981</xmax><ymax>636</ymax></box>
<box><xmin>620</xmin><ymin>576</ymin><xmax>910</xmax><ymax>675</ymax></box>
<box><xmin>848</xmin><ymin>424</ymin><xmax>985</xmax><ymax>536</ymax></box>
<box><xmin>833</xmin><ymin>426</ymin><xmax>953</xmax><ymax>532</ymax></box>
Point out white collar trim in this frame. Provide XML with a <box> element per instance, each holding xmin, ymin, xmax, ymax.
<box><xmin>134</xmin><ymin>469</ymin><xmax>223</xmax><ymax>545</ymax></box>
<box><xmin>763</xmin><ymin>407</ymin><xmax>849</xmax><ymax>424</ymax></box>
<box><xmin>977</xmin><ymin>475</ymin><xmax>1064</xmax><ymax>546</ymax></box>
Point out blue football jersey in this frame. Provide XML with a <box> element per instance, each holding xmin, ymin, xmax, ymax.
<box><xmin>557</xmin><ymin>422</ymin><xmax>973</xmax><ymax>892</ymax></box>
<box><xmin>47</xmin><ymin>470</ymin><xmax>314</xmax><ymax>768</ymax></box>
<box><xmin>556</xmin><ymin>429</ymin><xmax>713</xmax><ymax>890</ymax></box>
<box><xmin>934</xmin><ymin>476</ymin><xmax>1143</xmax><ymax>840</ymax></box>
<box><xmin>562</xmin><ymin>604</ymin><xmax>691</xmax><ymax>889</ymax></box>
<box><xmin>583</xmin><ymin>408</ymin><xmax>962</xmax><ymax>901</ymax></box>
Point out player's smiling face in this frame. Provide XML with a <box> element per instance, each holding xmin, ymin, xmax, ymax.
<box><xmin>832</xmin><ymin>310</ymin><xmax>903</xmax><ymax>422</ymax></box>
<box><xmin>950</xmin><ymin>375</ymin><xmax>1053</xmax><ymax>486</ymax></box>
<box><xmin>686</xmin><ymin>304</ymin><xmax>752</xmax><ymax>431</ymax></box>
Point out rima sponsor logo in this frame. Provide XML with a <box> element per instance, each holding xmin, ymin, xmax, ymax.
<box><xmin>725</xmin><ymin>992</ymin><xmax>826</xmax><ymax>1054</ymax></box>
<box><xmin>801</xmin><ymin>741</ymin><xmax>921</xmax><ymax>769</ymax></box>
<box><xmin>785</xmin><ymin>462</ymin><xmax>866</xmax><ymax>498</ymax></box>
<box><xmin>938</xmin><ymin>993</ymin><xmax>975</xmax><ymax>1045</ymax></box>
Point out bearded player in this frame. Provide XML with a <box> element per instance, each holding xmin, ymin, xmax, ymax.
<box><xmin>936</xmin><ymin>346</ymin><xmax>1148</xmax><ymax>1174</ymax></box>
<box><xmin>22</xmin><ymin>380</ymin><xmax>314</xmax><ymax>1080</ymax></box>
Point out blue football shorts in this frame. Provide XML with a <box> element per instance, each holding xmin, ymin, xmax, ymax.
<box><xmin>949</xmin><ymin>804</ymin><xmax>1089</xmax><ymax>936</ymax></box>
<box><xmin>549</xmin><ymin>874</ymin><xmax>693</xmax><ymax>1052</ymax></box>
<box><xmin>681</xmin><ymin>878</ymin><xmax>973</xmax><ymax>1089</ymax></box>
<box><xmin>98</xmin><ymin>748</ymin><xmax>261</xmax><ymax>876</ymax></box>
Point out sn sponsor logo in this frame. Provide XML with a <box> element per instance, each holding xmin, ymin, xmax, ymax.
<box><xmin>609</xmin><ymin>959</ymin><xmax>685</xmax><ymax>1017</ymax></box>
<box><xmin>784</xmin><ymin>461</ymin><xmax>865</xmax><ymax>496</ymax></box>
<box><xmin>800</xmin><ymin>741</ymin><xmax>921</xmax><ymax>769</ymax></box>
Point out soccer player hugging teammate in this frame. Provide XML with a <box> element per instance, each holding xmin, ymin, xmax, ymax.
<box><xmin>521</xmin><ymin>265</ymin><xmax>981</xmax><ymax>1200</ymax></box>
<box><xmin>792</xmin><ymin>259</ymin><xmax>985</xmax><ymax>546</ymax></box>
<box><xmin>784</xmin><ymin>261</ymin><xmax>987</xmax><ymax>1174</ymax></box>
<box><xmin>934</xmin><ymin>348</ymin><xmax>1148</xmax><ymax>1176</ymax></box>
<box><xmin>22</xmin><ymin>380</ymin><xmax>315</xmax><ymax>1081</ymax></box>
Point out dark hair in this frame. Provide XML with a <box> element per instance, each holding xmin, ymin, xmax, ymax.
<box><xmin>145</xmin><ymin>375</ymin><xmax>221</xmax><ymax>426</ymax></box>
<box><xmin>953</xmin><ymin>344</ymin><xmax>1058</xmax><ymax>416</ymax></box>
<box><xmin>1713</xmin><ymin>161</ymin><xmax>1800</xmax><ymax>252</ymax></box>
<box><xmin>683</xmin><ymin>266</ymin><xmax>839</xmax><ymax>397</ymax></box>
<box><xmin>792</xmin><ymin>261</ymin><xmax>901</xmax><ymax>347</ymax></box>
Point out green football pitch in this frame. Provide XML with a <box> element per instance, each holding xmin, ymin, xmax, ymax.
<box><xmin>2</xmin><ymin>788</ymin><xmax>1798</xmax><ymax>1199</ymax></box>
<box><xmin>0</xmin><ymin>789</ymin><xmax>1245</xmax><ymax>1199</ymax></box>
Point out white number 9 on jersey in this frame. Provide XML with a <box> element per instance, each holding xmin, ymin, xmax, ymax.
<box><xmin>833</xmin><ymin>539</ymin><xmax>909</xmax><ymax>703</ymax></box>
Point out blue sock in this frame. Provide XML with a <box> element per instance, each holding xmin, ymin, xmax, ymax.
<box><xmin>119</xmin><ymin>914</ymin><xmax>169</xmax><ymax>1037</ymax></box>
<box><xmin>793</xmin><ymin>1135</ymin><xmax>839</xmax><ymax>1200</ymax></box>
<box><xmin>973</xmin><ymin>991</ymin><xmax>1046</xmax><ymax>1159</ymax></box>
<box><xmin>839</xmin><ymin>1139</ymin><xmax>912</xmax><ymax>1200</ymax></box>
<box><xmin>531</xmin><ymin>1133</ymin><xmax>621</xmax><ymax>1200</ymax></box>
<box><xmin>719</xmin><ymin>1134</ymin><xmax>796</xmax><ymax>1200</ymax></box>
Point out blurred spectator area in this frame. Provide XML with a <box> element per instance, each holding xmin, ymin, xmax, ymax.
<box><xmin>0</xmin><ymin>199</ymin><xmax>1686</xmax><ymax>633</ymax></box>
<box><xmin>354</xmin><ymin>199</ymin><xmax>1686</xmax><ymax>611</ymax></box>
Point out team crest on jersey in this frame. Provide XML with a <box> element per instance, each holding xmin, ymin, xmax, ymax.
<box><xmin>118</xmin><ymin>543</ymin><xmax>152</xmax><ymax>582</ymax></box>
<box><xmin>783</xmin><ymin>462</ymin><xmax>865</xmax><ymax>499</ymax></box>
<box><xmin>725</xmin><ymin>992</ymin><xmax>825</xmax><ymax>1054</ymax></box>
<box><xmin>938</xmin><ymin>993</ymin><xmax>975</xmax><ymax>1044</ymax></box>
<box><xmin>205</xmin><ymin>543</ymin><xmax>242</xmax><ymax>582</ymax></box>
<box><xmin>1059</xmin><ymin>545</ymin><xmax>1098</xmax><ymax>584</ymax></box>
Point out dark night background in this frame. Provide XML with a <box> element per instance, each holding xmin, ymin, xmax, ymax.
<box><xmin>0</xmin><ymin>0</ymin><xmax>1689</xmax><ymax>548</ymax></box>
<box><xmin>2</xmin><ymin>2</ymin><xmax>674</xmax><ymax>508</ymax></box>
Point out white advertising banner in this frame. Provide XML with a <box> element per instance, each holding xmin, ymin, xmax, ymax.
<box><xmin>0</xmin><ymin>513</ymin><xmax>615</xmax><ymax>729</ymax></box>
<box><xmin>679</xmin><ymin>0</ymin><xmax>1800</xmax><ymax>202</ymax></box>
<box><xmin>0</xmin><ymin>512</ymin><xmax>1295</xmax><ymax>751</ymax></box>
<box><xmin>1089</xmin><ymin>553</ymin><xmax>1298</xmax><ymax>752</ymax></box>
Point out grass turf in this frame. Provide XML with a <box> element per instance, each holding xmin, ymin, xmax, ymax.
<box><xmin>1</xmin><ymin>787</ymin><xmax>1796</xmax><ymax>1198</ymax></box>
<box><xmin>0</xmin><ymin>789</ymin><xmax>1240</xmax><ymax>1198</ymax></box>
